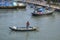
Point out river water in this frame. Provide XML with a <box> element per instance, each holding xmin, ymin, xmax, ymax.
<box><xmin>0</xmin><ymin>4</ymin><xmax>60</xmax><ymax>40</ymax></box>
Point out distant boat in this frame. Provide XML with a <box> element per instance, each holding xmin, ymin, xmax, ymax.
<box><xmin>0</xmin><ymin>0</ymin><xmax>26</xmax><ymax>9</ymax></box>
<box><xmin>9</xmin><ymin>26</ymin><xmax>37</xmax><ymax>31</ymax></box>
<box><xmin>55</xmin><ymin>8</ymin><xmax>60</xmax><ymax>12</ymax></box>
<box><xmin>32</xmin><ymin>7</ymin><xmax>55</xmax><ymax>16</ymax></box>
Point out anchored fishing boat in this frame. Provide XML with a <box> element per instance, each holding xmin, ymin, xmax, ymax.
<box><xmin>0</xmin><ymin>0</ymin><xmax>26</xmax><ymax>9</ymax></box>
<box><xmin>9</xmin><ymin>26</ymin><xmax>37</xmax><ymax>31</ymax></box>
<box><xmin>32</xmin><ymin>6</ymin><xmax>55</xmax><ymax>16</ymax></box>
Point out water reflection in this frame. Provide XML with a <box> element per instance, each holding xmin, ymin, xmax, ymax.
<box><xmin>9</xmin><ymin>29</ymin><xmax>38</xmax><ymax>40</ymax></box>
<box><xmin>9</xmin><ymin>31</ymin><xmax>29</xmax><ymax>40</ymax></box>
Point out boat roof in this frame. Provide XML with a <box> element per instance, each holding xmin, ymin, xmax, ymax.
<box><xmin>36</xmin><ymin>7</ymin><xmax>45</xmax><ymax>12</ymax></box>
<box><xmin>0</xmin><ymin>0</ymin><xmax>15</xmax><ymax>6</ymax></box>
<box><xmin>0</xmin><ymin>0</ymin><xmax>14</xmax><ymax>1</ymax></box>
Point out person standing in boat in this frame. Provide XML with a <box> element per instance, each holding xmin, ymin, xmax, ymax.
<box><xmin>26</xmin><ymin>21</ymin><xmax>30</xmax><ymax>29</ymax></box>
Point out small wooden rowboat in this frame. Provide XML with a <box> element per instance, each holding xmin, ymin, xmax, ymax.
<box><xmin>9</xmin><ymin>26</ymin><xmax>37</xmax><ymax>31</ymax></box>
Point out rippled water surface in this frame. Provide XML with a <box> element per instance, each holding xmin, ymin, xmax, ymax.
<box><xmin>0</xmin><ymin>4</ymin><xmax>60</xmax><ymax>40</ymax></box>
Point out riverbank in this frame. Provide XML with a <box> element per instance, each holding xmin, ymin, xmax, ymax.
<box><xmin>17</xmin><ymin>0</ymin><xmax>60</xmax><ymax>11</ymax></box>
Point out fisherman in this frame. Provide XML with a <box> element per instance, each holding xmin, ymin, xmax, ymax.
<box><xmin>26</xmin><ymin>21</ymin><xmax>30</xmax><ymax>29</ymax></box>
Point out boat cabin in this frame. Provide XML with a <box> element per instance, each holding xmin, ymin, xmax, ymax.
<box><xmin>0</xmin><ymin>0</ymin><xmax>17</xmax><ymax>6</ymax></box>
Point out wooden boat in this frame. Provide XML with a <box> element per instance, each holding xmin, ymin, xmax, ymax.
<box><xmin>32</xmin><ymin>7</ymin><xmax>55</xmax><ymax>16</ymax></box>
<box><xmin>17</xmin><ymin>2</ymin><xmax>26</xmax><ymax>8</ymax></box>
<box><xmin>32</xmin><ymin>10</ymin><xmax>54</xmax><ymax>16</ymax></box>
<box><xmin>55</xmin><ymin>9</ymin><xmax>60</xmax><ymax>12</ymax></box>
<box><xmin>0</xmin><ymin>6</ymin><xmax>17</xmax><ymax>9</ymax></box>
<box><xmin>0</xmin><ymin>0</ymin><xmax>26</xmax><ymax>9</ymax></box>
<box><xmin>9</xmin><ymin>26</ymin><xmax>37</xmax><ymax>31</ymax></box>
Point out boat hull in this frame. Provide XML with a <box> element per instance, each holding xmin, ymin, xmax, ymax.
<box><xmin>55</xmin><ymin>9</ymin><xmax>60</xmax><ymax>12</ymax></box>
<box><xmin>32</xmin><ymin>12</ymin><xmax>53</xmax><ymax>16</ymax></box>
<box><xmin>0</xmin><ymin>6</ymin><xmax>17</xmax><ymax>9</ymax></box>
<box><xmin>0</xmin><ymin>6</ymin><xmax>26</xmax><ymax>9</ymax></box>
<box><xmin>9</xmin><ymin>27</ymin><xmax>37</xmax><ymax>31</ymax></box>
